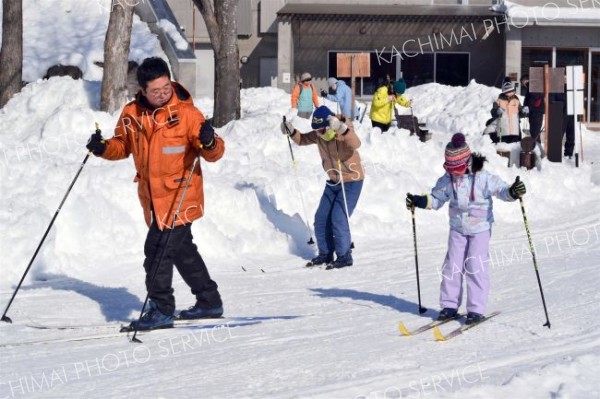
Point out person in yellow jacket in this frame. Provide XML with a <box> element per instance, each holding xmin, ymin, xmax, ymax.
<box><xmin>370</xmin><ymin>79</ymin><xmax>411</xmax><ymax>132</ymax></box>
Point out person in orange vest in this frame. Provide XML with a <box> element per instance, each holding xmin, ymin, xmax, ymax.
<box><xmin>291</xmin><ymin>72</ymin><xmax>320</xmax><ymax>119</ymax></box>
<box><xmin>86</xmin><ymin>57</ymin><xmax>225</xmax><ymax>330</ymax></box>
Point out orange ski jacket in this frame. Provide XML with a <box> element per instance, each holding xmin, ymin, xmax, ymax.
<box><xmin>101</xmin><ymin>82</ymin><xmax>224</xmax><ymax>229</ymax></box>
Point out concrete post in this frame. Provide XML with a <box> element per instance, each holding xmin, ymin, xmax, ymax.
<box><xmin>505</xmin><ymin>28</ymin><xmax>522</xmax><ymax>81</ymax></box>
<box><xmin>277</xmin><ymin>19</ymin><xmax>293</xmax><ymax>93</ymax></box>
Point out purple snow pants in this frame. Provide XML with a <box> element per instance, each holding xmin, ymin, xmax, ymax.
<box><xmin>439</xmin><ymin>229</ymin><xmax>491</xmax><ymax>314</ymax></box>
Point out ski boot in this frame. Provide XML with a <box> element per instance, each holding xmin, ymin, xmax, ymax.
<box><xmin>306</xmin><ymin>253</ymin><xmax>333</xmax><ymax>267</ymax></box>
<box><xmin>437</xmin><ymin>308</ymin><xmax>458</xmax><ymax>321</ymax></box>
<box><xmin>179</xmin><ymin>304</ymin><xmax>224</xmax><ymax>320</ymax></box>
<box><xmin>325</xmin><ymin>252</ymin><xmax>353</xmax><ymax>270</ymax></box>
<box><xmin>465</xmin><ymin>312</ymin><xmax>484</xmax><ymax>325</ymax></box>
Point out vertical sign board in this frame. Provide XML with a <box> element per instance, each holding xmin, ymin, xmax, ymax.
<box><xmin>336</xmin><ymin>53</ymin><xmax>370</xmax><ymax>119</ymax></box>
<box><xmin>535</xmin><ymin>67</ymin><xmax>565</xmax><ymax>162</ymax></box>
<box><xmin>566</xmin><ymin>65</ymin><xmax>585</xmax><ymax>166</ymax></box>
<box><xmin>549</xmin><ymin>68</ymin><xmax>566</xmax><ymax>162</ymax></box>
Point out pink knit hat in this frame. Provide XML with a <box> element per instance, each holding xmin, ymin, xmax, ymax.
<box><xmin>443</xmin><ymin>133</ymin><xmax>472</xmax><ymax>175</ymax></box>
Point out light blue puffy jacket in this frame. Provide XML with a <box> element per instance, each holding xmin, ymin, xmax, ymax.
<box><xmin>428</xmin><ymin>171</ymin><xmax>515</xmax><ymax>235</ymax></box>
<box><xmin>326</xmin><ymin>80</ymin><xmax>359</xmax><ymax>119</ymax></box>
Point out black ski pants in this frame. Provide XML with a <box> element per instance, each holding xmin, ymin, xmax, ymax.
<box><xmin>563</xmin><ymin>116</ymin><xmax>575</xmax><ymax>157</ymax></box>
<box><xmin>528</xmin><ymin>112</ymin><xmax>544</xmax><ymax>140</ymax></box>
<box><xmin>143</xmin><ymin>221</ymin><xmax>222</xmax><ymax>315</ymax></box>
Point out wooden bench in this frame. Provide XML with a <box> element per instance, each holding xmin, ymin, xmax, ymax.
<box><xmin>395</xmin><ymin>113</ymin><xmax>431</xmax><ymax>142</ymax></box>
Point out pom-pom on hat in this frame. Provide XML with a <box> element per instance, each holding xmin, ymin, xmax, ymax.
<box><xmin>443</xmin><ymin>133</ymin><xmax>472</xmax><ymax>175</ymax></box>
<box><xmin>502</xmin><ymin>81</ymin><xmax>515</xmax><ymax>94</ymax></box>
<box><xmin>393</xmin><ymin>79</ymin><xmax>407</xmax><ymax>94</ymax></box>
<box><xmin>311</xmin><ymin>105</ymin><xmax>334</xmax><ymax>130</ymax></box>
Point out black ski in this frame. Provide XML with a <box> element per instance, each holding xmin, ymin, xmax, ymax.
<box><xmin>5</xmin><ymin>319</ymin><xmax>248</xmax><ymax>347</ymax></box>
<box><xmin>26</xmin><ymin>316</ymin><xmax>256</xmax><ymax>330</ymax></box>
<box><xmin>433</xmin><ymin>311</ymin><xmax>501</xmax><ymax>341</ymax></box>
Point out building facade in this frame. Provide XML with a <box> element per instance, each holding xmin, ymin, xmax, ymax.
<box><xmin>158</xmin><ymin>0</ymin><xmax>600</xmax><ymax>125</ymax></box>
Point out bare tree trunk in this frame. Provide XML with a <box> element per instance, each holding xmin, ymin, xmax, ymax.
<box><xmin>0</xmin><ymin>0</ymin><xmax>23</xmax><ymax>109</ymax></box>
<box><xmin>100</xmin><ymin>2</ymin><xmax>134</xmax><ymax>113</ymax></box>
<box><xmin>193</xmin><ymin>0</ymin><xmax>240</xmax><ymax>127</ymax></box>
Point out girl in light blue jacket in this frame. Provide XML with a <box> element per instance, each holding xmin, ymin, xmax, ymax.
<box><xmin>406</xmin><ymin>133</ymin><xmax>526</xmax><ymax>324</ymax></box>
<box><xmin>324</xmin><ymin>78</ymin><xmax>359</xmax><ymax>120</ymax></box>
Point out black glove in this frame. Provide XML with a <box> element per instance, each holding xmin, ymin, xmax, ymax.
<box><xmin>86</xmin><ymin>130</ymin><xmax>106</xmax><ymax>156</ymax></box>
<box><xmin>509</xmin><ymin>179</ymin><xmax>526</xmax><ymax>199</ymax></box>
<box><xmin>320</xmin><ymin>89</ymin><xmax>328</xmax><ymax>98</ymax></box>
<box><xmin>406</xmin><ymin>193</ymin><xmax>428</xmax><ymax>210</ymax></box>
<box><xmin>200</xmin><ymin>122</ymin><xmax>215</xmax><ymax>148</ymax></box>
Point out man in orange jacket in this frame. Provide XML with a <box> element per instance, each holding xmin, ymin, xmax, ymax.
<box><xmin>86</xmin><ymin>57</ymin><xmax>224</xmax><ymax>330</ymax></box>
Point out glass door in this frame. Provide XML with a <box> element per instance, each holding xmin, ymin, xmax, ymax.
<box><xmin>589</xmin><ymin>50</ymin><xmax>600</xmax><ymax>123</ymax></box>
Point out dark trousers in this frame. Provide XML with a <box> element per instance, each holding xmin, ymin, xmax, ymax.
<box><xmin>143</xmin><ymin>222</ymin><xmax>222</xmax><ymax>315</ymax></box>
<box><xmin>371</xmin><ymin>120</ymin><xmax>391</xmax><ymax>132</ymax></box>
<box><xmin>563</xmin><ymin>116</ymin><xmax>575</xmax><ymax>157</ymax></box>
<box><xmin>528</xmin><ymin>112</ymin><xmax>544</xmax><ymax>140</ymax></box>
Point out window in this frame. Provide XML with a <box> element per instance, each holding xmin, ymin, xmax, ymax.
<box><xmin>328</xmin><ymin>51</ymin><xmax>396</xmax><ymax>96</ymax></box>
<box><xmin>435</xmin><ymin>53</ymin><xmax>470</xmax><ymax>86</ymax></box>
<box><xmin>556</xmin><ymin>49</ymin><xmax>585</xmax><ymax>68</ymax></box>
<box><xmin>327</xmin><ymin>50</ymin><xmax>470</xmax><ymax>96</ymax></box>
<box><xmin>521</xmin><ymin>47</ymin><xmax>552</xmax><ymax>75</ymax></box>
<box><xmin>402</xmin><ymin>54</ymin><xmax>434</xmax><ymax>86</ymax></box>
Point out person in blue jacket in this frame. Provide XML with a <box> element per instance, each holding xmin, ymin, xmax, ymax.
<box><xmin>321</xmin><ymin>77</ymin><xmax>359</xmax><ymax>120</ymax></box>
<box><xmin>406</xmin><ymin>133</ymin><xmax>526</xmax><ymax>325</ymax></box>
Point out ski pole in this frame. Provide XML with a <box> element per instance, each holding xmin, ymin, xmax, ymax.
<box><xmin>283</xmin><ymin>116</ymin><xmax>315</xmax><ymax>245</ymax></box>
<box><xmin>129</xmin><ymin>152</ymin><xmax>201</xmax><ymax>343</ymax></box>
<box><xmin>1</xmin><ymin>123</ymin><xmax>101</xmax><ymax>323</ymax></box>
<box><xmin>410</xmin><ymin>105</ymin><xmax>418</xmax><ymax>137</ymax></box>
<box><xmin>334</xmin><ymin>141</ymin><xmax>355</xmax><ymax>251</ymax></box>
<box><xmin>515</xmin><ymin>176</ymin><xmax>551</xmax><ymax>328</ymax></box>
<box><xmin>410</xmin><ymin>206</ymin><xmax>427</xmax><ymax>314</ymax></box>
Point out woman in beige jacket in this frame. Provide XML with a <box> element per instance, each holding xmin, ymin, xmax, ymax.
<box><xmin>281</xmin><ymin>106</ymin><xmax>364</xmax><ymax>269</ymax></box>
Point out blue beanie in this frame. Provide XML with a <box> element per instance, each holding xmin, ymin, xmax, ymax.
<box><xmin>311</xmin><ymin>105</ymin><xmax>334</xmax><ymax>129</ymax></box>
<box><xmin>393</xmin><ymin>79</ymin><xmax>406</xmax><ymax>94</ymax></box>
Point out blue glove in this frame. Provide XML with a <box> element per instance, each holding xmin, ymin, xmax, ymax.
<box><xmin>406</xmin><ymin>193</ymin><xmax>428</xmax><ymax>210</ymax></box>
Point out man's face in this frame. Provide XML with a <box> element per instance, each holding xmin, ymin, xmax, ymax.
<box><xmin>142</xmin><ymin>76</ymin><xmax>172</xmax><ymax>108</ymax></box>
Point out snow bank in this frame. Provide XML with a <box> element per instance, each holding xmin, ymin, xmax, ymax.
<box><xmin>1</xmin><ymin>78</ymin><xmax>598</xmax><ymax>290</ymax></box>
<box><xmin>0</xmin><ymin>0</ymin><xmax>165</xmax><ymax>82</ymax></box>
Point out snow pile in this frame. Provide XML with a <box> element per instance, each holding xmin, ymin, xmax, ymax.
<box><xmin>0</xmin><ymin>0</ymin><xmax>165</xmax><ymax>82</ymax></box>
<box><xmin>492</xmin><ymin>0</ymin><xmax>600</xmax><ymax>22</ymax></box>
<box><xmin>158</xmin><ymin>19</ymin><xmax>190</xmax><ymax>51</ymax></box>
<box><xmin>1</xmin><ymin>78</ymin><xmax>598</xmax><ymax>290</ymax></box>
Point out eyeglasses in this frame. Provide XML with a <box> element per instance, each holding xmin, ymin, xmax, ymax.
<box><xmin>146</xmin><ymin>85</ymin><xmax>172</xmax><ymax>98</ymax></box>
<box><xmin>302</xmin><ymin>78</ymin><xmax>312</xmax><ymax>82</ymax></box>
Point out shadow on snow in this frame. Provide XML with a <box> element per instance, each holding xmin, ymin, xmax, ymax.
<box><xmin>310</xmin><ymin>287</ymin><xmax>425</xmax><ymax>315</ymax></box>
<box><xmin>22</xmin><ymin>273</ymin><xmax>142</xmax><ymax>322</ymax></box>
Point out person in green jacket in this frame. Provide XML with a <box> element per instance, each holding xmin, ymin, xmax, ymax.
<box><xmin>370</xmin><ymin>79</ymin><xmax>411</xmax><ymax>132</ymax></box>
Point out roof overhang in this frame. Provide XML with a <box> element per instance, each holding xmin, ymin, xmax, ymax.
<box><xmin>277</xmin><ymin>3</ymin><xmax>499</xmax><ymax>21</ymax></box>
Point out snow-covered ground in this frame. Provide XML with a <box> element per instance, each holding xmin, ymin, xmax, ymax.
<box><xmin>1</xmin><ymin>1</ymin><xmax>600</xmax><ymax>398</ymax></box>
